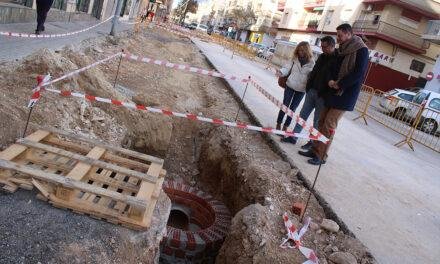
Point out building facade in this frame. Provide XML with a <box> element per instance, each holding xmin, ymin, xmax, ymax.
<box><xmin>277</xmin><ymin>0</ymin><xmax>440</xmax><ymax>92</ymax></box>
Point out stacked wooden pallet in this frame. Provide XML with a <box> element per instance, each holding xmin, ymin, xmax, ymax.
<box><xmin>0</xmin><ymin>128</ymin><xmax>166</xmax><ymax>230</ymax></box>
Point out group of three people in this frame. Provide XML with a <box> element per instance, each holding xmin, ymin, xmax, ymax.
<box><xmin>275</xmin><ymin>23</ymin><xmax>369</xmax><ymax>165</ymax></box>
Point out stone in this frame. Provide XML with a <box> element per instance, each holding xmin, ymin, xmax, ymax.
<box><xmin>331</xmin><ymin>246</ymin><xmax>339</xmax><ymax>252</ymax></box>
<box><xmin>310</xmin><ymin>221</ymin><xmax>320</xmax><ymax>231</ymax></box>
<box><xmin>328</xmin><ymin>252</ymin><xmax>358</xmax><ymax>264</ymax></box>
<box><xmin>321</xmin><ymin>219</ymin><xmax>340</xmax><ymax>233</ymax></box>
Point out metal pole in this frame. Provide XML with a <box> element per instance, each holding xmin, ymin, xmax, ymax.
<box><xmin>110</xmin><ymin>0</ymin><xmax>123</xmax><ymax>36</ymax></box>
<box><xmin>113</xmin><ymin>51</ymin><xmax>124</xmax><ymax>89</ymax></box>
<box><xmin>234</xmin><ymin>76</ymin><xmax>251</xmax><ymax>121</ymax></box>
<box><xmin>300</xmin><ymin>139</ymin><xmax>331</xmax><ymax>222</ymax></box>
<box><xmin>22</xmin><ymin>107</ymin><xmax>34</xmax><ymax>138</ymax></box>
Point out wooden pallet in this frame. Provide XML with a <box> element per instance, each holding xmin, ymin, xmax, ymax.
<box><xmin>0</xmin><ymin>128</ymin><xmax>166</xmax><ymax>230</ymax></box>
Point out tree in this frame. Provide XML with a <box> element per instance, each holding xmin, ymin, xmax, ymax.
<box><xmin>175</xmin><ymin>0</ymin><xmax>199</xmax><ymax>24</ymax></box>
<box><xmin>225</xmin><ymin>7</ymin><xmax>257</xmax><ymax>40</ymax></box>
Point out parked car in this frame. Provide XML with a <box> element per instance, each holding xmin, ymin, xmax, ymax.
<box><xmin>258</xmin><ymin>47</ymin><xmax>275</xmax><ymax>60</ymax></box>
<box><xmin>188</xmin><ymin>23</ymin><xmax>197</xmax><ymax>30</ymax></box>
<box><xmin>249</xmin><ymin>43</ymin><xmax>266</xmax><ymax>53</ymax></box>
<box><xmin>379</xmin><ymin>89</ymin><xmax>416</xmax><ymax>119</ymax></box>
<box><xmin>408</xmin><ymin>90</ymin><xmax>440</xmax><ymax>135</ymax></box>
<box><xmin>196</xmin><ymin>24</ymin><xmax>208</xmax><ymax>33</ymax></box>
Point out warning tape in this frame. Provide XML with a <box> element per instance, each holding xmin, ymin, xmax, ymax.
<box><xmin>0</xmin><ymin>16</ymin><xmax>114</xmax><ymax>38</ymax></box>
<box><xmin>32</xmin><ymin>52</ymin><xmax>122</xmax><ymax>93</ymax></box>
<box><xmin>28</xmin><ymin>74</ymin><xmax>51</xmax><ymax>108</ymax></box>
<box><xmin>37</xmin><ymin>87</ymin><xmax>324</xmax><ymax>141</ymax></box>
<box><xmin>250</xmin><ymin>80</ymin><xmax>328</xmax><ymax>143</ymax></box>
<box><xmin>122</xmin><ymin>52</ymin><xmax>250</xmax><ymax>83</ymax></box>
<box><xmin>281</xmin><ymin>213</ymin><xmax>319</xmax><ymax>264</ymax></box>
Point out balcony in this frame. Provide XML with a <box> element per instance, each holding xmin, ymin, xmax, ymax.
<box><xmin>422</xmin><ymin>20</ymin><xmax>440</xmax><ymax>45</ymax></box>
<box><xmin>353</xmin><ymin>20</ymin><xmax>428</xmax><ymax>54</ymax></box>
<box><xmin>304</xmin><ymin>0</ymin><xmax>325</xmax><ymax>10</ymax></box>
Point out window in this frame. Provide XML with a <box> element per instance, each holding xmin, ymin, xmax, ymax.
<box><xmin>410</xmin><ymin>60</ymin><xmax>425</xmax><ymax>73</ymax></box>
<box><xmin>398</xmin><ymin>93</ymin><xmax>414</xmax><ymax>102</ymax></box>
<box><xmin>373</xmin><ymin>15</ymin><xmax>380</xmax><ymax>24</ymax></box>
<box><xmin>429</xmin><ymin>98</ymin><xmax>440</xmax><ymax>111</ymax></box>
<box><xmin>413</xmin><ymin>92</ymin><xmax>430</xmax><ymax>104</ymax></box>
<box><xmin>325</xmin><ymin>10</ymin><xmax>334</xmax><ymax>25</ymax></box>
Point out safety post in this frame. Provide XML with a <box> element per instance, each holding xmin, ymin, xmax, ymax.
<box><xmin>394</xmin><ymin>101</ymin><xmax>426</xmax><ymax>151</ymax></box>
<box><xmin>23</xmin><ymin>75</ymin><xmax>49</xmax><ymax>137</ymax></box>
<box><xmin>300</xmin><ymin>130</ymin><xmax>332</xmax><ymax>223</ymax></box>
<box><xmin>113</xmin><ymin>50</ymin><xmax>124</xmax><ymax>89</ymax></box>
<box><xmin>234</xmin><ymin>76</ymin><xmax>251</xmax><ymax>121</ymax></box>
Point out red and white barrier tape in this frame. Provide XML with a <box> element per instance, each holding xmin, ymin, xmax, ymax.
<box><xmin>122</xmin><ymin>52</ymin><xmax>249</xmax><ymax>83</ymax></box>
<box><xmin>31</xmin><ymin>52</ymin><xmax>122</xmax><ymax>94</ymax></box>
<box><xmin>0</xmin><ymin>16</ymin><xmax>114</xmax><ymax>38</ymax></box>
<box><xmin>28</xmin><ymin>74</ymin><xmax>51</xmax><ymax>108</ymax></box>
<box><xmin>250</xmin><ymin>80</ymin><xmax>328</xmax><ymax>143</ymax></box>
<box><xmin>37</xmin><ymin>87</ymin><xmax>322</xmax><ymax>141</ymax></box>
<box><xmin>281</xmin><ymin>213</ymin><xmax>319</xmax><ymax>264</ymax></box>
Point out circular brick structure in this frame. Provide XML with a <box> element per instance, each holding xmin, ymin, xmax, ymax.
<box><xmin>160</xmin><ymin>180</ymin><xmax>231</xmax><ymax>263</ymax></box>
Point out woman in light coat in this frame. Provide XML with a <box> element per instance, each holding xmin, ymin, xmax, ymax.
<box><xmin>275</xmin><ymin>41</ymin><xmax>315</xmax><ymax>133</ymax></box>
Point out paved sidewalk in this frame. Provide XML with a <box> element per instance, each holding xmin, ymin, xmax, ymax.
<box><xmin>0</xmin><ymin>19</ymin><xmax>132</xmax><ymax>61</ymax></box>
<box><xmin>193</xmin><ymin>39</ymin><xmax>440</xmax><ymax>264</ymax></box>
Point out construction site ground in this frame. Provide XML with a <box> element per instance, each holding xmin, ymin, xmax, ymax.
<box><xmin>193</xmin><ymin>39</ymin><xmax>440</xmax><ymax>264</ymax></box>
<box><xmin>1</xmin><ymin>25</ymin><xmax>376</xmax><ymax>263</ymax></box>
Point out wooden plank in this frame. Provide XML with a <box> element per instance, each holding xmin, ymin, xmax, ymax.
<box><xmin>55</xmin><ymin>146</ymin><xmax>106</xmax><ymax>200</ymax></box>
<box><xmin>48</xmin><ymin>195</ymin><xmax>150</xmax><ymax>230</ymax></box>
<box><xmin>129</xmin><ymin>162</ymin><xmax>162</xmax><ymax>221</ymax></box>
<box><xmin>0</xmin><ymin>159</ymin><xmax>148</xmax><ymax>210</ymax></box>
<box><xmin>32</xmin><ymin>179</ymin><xmax>50</xmax><ymax>199</ymax></box>
<box><xmin>43</xmin><ymin>136</ymin><xmax>166</xmax><ymax>175</ymax></box>
<box><xmin>0</xmin><ymin>130</ymin><xmax>50</xmax><ymax>161</ymax></box>
<box><xmin>39</xmin><ymin>127</ymin><xmax>164</xmax><ymax>164</ymax></box>
<box><xmin>18</xmin><ymin>139</ymin><xmax>158</xmax><ymax>184</ymax></box>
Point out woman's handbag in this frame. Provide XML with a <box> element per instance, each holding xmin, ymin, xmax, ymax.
<box><xmin>277</xmin><ymin>62</ymin><xmax>294</xmax><ymax>89</ymax></box>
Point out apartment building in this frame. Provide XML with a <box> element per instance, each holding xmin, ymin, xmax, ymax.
<box><xmin>186</xmin><ymin>0</ymin><xmax>281</xmax><ymax>47</ymax></box>
<box><xmin>277</xmin><ymin>0</ymin><xmax>440</xmax><ymax>92</ymax></box>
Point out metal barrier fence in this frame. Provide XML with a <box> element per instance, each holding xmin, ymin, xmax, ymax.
<box><xmin>353</xmin><ymin>86</ymin><xmax>440</xmax><ymax>152</ymax></box>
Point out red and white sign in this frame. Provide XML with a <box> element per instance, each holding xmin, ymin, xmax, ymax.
<box><xmin>426</xmin><ymin>72</ymin><xmax>434</xmax><ymax>81</ymax></box>
<box><xmin>369</xmin><ymin>50</ymin><xmax>394</xmax><ymax>64</ymax></box>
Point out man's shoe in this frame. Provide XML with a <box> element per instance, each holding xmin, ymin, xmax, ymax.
<box><xmin>281</xmin><ymin>136</ymin><xmax>297</xmax><ymax>144</ymax></box>
<box><xmin>301</xmin><ymin>141</ymin><xmax>313</xmax><ymax>150</ymax></box>
<box><xmin>307</xmin><ymin>157</ymin><xmax>326</xmax><ymax>165</ymax></box>
<box><xmin>298</xmin><ymin>150</ymin><xmax>316</xmax><ymax>158</ymax></box>
<box><xmin>35</xmin><ymin>30</ymin><xmax>41</xmax><ymax>35</ymax></box>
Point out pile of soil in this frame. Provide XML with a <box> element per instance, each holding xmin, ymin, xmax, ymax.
<box><xmin>0</xmin><ymin>26</ymin><xmax>377</xmax><ymax>264</ymax></box>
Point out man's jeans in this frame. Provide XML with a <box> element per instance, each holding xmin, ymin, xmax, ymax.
<box><xmin>292</xmin><ymin>89</ymin><xmax>325</xmax><ymax>135</ymax></box>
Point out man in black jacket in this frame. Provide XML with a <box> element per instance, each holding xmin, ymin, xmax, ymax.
<box><xmin>299</xmin><ymin>23</ymin><xmax>369</xmax><ymax>165</ymax></box>
<box><xmin>35</xmin><ymin>0</ymin><xmax>54</xmax><ymax>35</ymax></box>
<box><xmin>281</xmin><ymin>36</ymin><xmax>337</xmax><ymax>147</ymax></box>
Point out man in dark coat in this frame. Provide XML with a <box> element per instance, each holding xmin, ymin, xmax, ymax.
<box><xmin>35</xmin><ymin>0</ymin><xmax>54</xmax><ymax>35</ymax></box>
<box><xmin>299</xmin><ymin>23</ymin><xmax>369</xmax><ymax>165</ymax></box>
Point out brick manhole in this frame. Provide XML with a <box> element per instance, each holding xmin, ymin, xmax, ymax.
<box><xmin>160</xmin><ymin>180</ymin><xmax>231</xmax><ymax>263</ymax></box>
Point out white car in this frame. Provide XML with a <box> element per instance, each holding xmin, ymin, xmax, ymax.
<box><xmin>408</xmin><ymin>90</ymin><xmax>440</xmax><ymax>135</ymax></box>
<box><xmin>196</xmin><ymin>24</ymin><xmax>208</xmax><ymax>33</ymax></box>
<box><xmin>379</xmin><ymin>89</ymin><xmax>416</xmax><ymax>119</ymax></box>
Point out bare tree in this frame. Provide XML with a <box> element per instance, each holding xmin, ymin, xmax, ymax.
<box><xmin>225</xmin><ymin>7</ymin><xmax>257</xmax><ymax>40</ymax></box>
<box><xmin>175</xmin><ymin>0</ymin><xmax>199</xmax><ymax>24</ymax></box>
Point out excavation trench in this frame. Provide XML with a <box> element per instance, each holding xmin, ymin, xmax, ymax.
<box><xmin>0</xmin><ymin>27</ymin><xmax>377</xmax><ymax>264</ymax></box>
